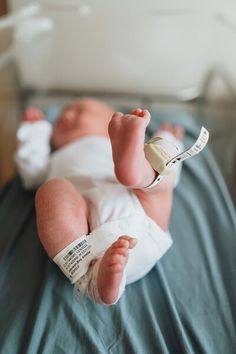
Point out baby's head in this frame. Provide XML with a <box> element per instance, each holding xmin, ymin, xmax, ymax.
<box><xmin>52</xmin><ymin>98</ymin><xmax>114</xmax><ymax>149</ymax></box>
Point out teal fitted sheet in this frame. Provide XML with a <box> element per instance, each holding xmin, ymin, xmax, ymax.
<box><xmin>0</xmin><ymin>110</ymin><xmax>235</xmax><ymax>354</ymax></box>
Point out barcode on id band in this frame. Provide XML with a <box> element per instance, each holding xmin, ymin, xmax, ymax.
<box><xmin>63</xmin><ymin>239</ymin><xmax>87</xmax><ymax>261</ymax></box>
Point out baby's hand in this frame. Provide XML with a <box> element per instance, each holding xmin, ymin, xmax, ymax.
<box><xmin>22</xmin><ymin>107</ymin><xmax>45</xmax><ymax>123</ymax></box>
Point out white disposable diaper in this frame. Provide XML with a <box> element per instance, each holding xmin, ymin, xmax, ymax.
<box><xmin>53</xmin><ymin>181</ymin><xmax>173</xmax><ymax>304</ymax></box>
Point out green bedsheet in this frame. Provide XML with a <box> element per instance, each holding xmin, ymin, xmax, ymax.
<box><xmin>0</xmin><ymin>111</ymin><xmax>235</xmax><ymax>354</ymax></box>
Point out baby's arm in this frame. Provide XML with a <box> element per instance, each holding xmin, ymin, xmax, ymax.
<box><xmin>15</xmin><ymin>108</ymin><xmax>52</xmax><ymax>189</ymax></box>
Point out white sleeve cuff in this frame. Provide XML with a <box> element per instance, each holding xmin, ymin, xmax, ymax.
<box><xmin>15</xmin><ymin>120</ymin><xmax>53</xmax><ymax>188</ymax></box>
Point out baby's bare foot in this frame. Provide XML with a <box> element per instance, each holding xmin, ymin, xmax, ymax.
<box><xmin>22</xmin><ymin>107</ymin><xmax>45</xmax><ymax>123</ymax></box>
<box><xmin>108</xmin><ymin>109</ymin><xmax>156</xmax><ymax>188</ymax></box>
<box><xmin>109</xmin><ymin>110</ymin><xmax>185</xmax><ymax>190</ymax></box>
<box><xmin>97</xmin><ymin>236</ymin><xmax>137</xmax><ymax>304</ymax></box>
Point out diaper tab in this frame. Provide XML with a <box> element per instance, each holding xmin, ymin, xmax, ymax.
<box><xmin>53</xmin><ymin>235</ymin><xmax>94</xmax><ymax>284</ymax></box>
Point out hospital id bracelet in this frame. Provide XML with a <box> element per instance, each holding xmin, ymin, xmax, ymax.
<box><xmin>144</xmin><ymin>126</ymin><xmax>209</xmax><ymax>187</ymax></box>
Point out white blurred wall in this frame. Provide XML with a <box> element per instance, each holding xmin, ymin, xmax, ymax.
<box><xmin>7</xmin><ymin>0</ymin><xmax>236</xmax><ymax>96</ymax></box>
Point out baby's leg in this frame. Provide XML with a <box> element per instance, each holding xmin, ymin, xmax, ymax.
<box><xmin>36</xmin><ymin>177</ymin><xmax>137</xmax><ymax>305</ymax></box>
<box><xmin>35</xmin><ymin>178</ymin><xmax>89</xmax><ymax>258</ymax></box>
<box><xmin>109</xmin><ymin>110</ymin><xmax>183</xmax><ymax>231</ymax></box>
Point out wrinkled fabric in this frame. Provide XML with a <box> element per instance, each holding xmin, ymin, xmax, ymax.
<box><xmin>0</xmin><ymin>112</ymin><xmax>235</xmax><ymax>354</ymax></box>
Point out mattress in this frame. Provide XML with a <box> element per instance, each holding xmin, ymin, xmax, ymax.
<box><xmin>0</xmin><ymin>109</ymin><xmax>235</xmax><ymax>354</ymax></box>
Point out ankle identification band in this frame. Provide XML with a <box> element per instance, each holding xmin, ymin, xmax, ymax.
<box><xmin>144</xmin><ymin>126</ymin><xmax>209</xmax><ymax>187</ymax></box>
<box><xmin>165</xmin><ymin>126</ymin><xmax>209</xmax><ymax>171</ymax></box>
<box><xmin>53</xmin><ymin>235</ymin><xmax>95</xmax><ymax>284</ymax></box>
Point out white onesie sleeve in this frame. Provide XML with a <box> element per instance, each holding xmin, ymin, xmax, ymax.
<box><xmin>15</xmin><ymin>121</ymin><xmax>52</xmax><ymax>189</ymax></box>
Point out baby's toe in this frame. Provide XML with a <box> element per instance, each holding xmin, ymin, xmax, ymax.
<box><xmin>111</xmin><ymin>247</ymin><xmax>129</xmax><ymax>258</ymax></box>
<box><xmin>130</xmin><ymin>108</ymin><xmax>142</xmax><ymax>116</ymax></box>
<box><xmin>174</xmin><ymin>126</ymin><xmax>184</xmax><ymax>140</ymax></box>
<box><xmin>109</xmin><ymin>253</ymin><xmax>127</xmax><ymax>267</ymax></box>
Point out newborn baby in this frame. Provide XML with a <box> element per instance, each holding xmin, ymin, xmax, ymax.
<box><xmin>15</xmin><ymin>98</ymin><xmax>185</xmax><ymax>305</ymax></box>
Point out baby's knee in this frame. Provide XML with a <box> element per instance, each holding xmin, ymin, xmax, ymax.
<box><xmin>35</xmin><ymin>178</ymin><xmax>68</xmax><ymax>207</ymax></box>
